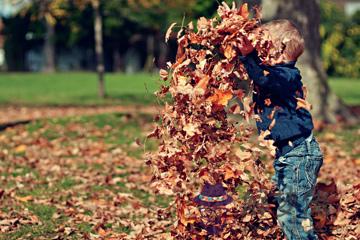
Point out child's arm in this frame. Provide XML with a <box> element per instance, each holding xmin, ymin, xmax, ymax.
<box><xmin>239</xmin><ymin>51</ymin><xmax>271</xmax><ymax>87</ymax></box>
<box><xmin>238</xmin><ymin>40</ymin><xmax>300</xmax><ymax>93</ymax></box>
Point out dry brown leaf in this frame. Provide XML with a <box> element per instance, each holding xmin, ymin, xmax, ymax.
<box><xmin>165</xmin><ymin>22</ymin><xmax>177</xmax><ymax>43</ymax></box>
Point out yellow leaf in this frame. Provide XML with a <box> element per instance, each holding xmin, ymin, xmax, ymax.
<box><xmin>177</xmin><ymin>75</ymin><xmax>188</xmax><ymax>86</ymax></box>
<box><xmin>16</xmin><ymin>195</ymin><xmax>33</xmax><ymax>202</ymax></box>
<box><xmin>224</xmin><ymin>45</ymin><xmax>236</xmax><ymax>60</ymax></box>
<box><xmin>15</xmin><ymin>145</ymin><xmax>27</xmax><ymax>153</ymax></box>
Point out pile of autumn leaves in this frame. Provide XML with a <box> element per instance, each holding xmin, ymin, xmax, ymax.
<box><xmin>147</xmin><ymin>2</ymin><xmax>282</xmax><ymax>239</ymax></box>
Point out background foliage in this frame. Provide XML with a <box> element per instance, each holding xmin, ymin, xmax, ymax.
<box><xmin>3</xmin><ymin>0</ymin><xmax>357</xmax><ymax>77</ymax></box>
<box><xmin>320</xmin><ymin>0</ymin><xmax>360</xmax><ymax>77</ymax></box>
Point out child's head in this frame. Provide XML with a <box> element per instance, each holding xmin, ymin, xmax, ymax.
<box><xmin>260</xmin><ymin>19</ymin><xmax>305</xmax><ymax>63</ymax></box>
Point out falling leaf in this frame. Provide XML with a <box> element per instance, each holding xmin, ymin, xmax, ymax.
<box><xmin>240</xmin><ymin>3</ymin><xmax>249</xmax><ymax>19</ymax></box>
<box><xmin>243</xmin><ymin>214</ymin><xmax>252</xmax><ymax>222</ymax></box>
<box><xmin>264</xmin><ymin>98</ymin><xmax>271</xmax><ymax>106</ymax></box>
<box><xmin>183</xmin><ymin>123</ymin><xmax>200</xmax><ymax>137</ymax></box>
<box><xmin>235</xmin><ymin>149</ymin><xmax>252</xmax><ymax>160</ymax></box>
<box><xmin>194</xmin><ymin>76</ymin><xmax>210</xmax><ymax>96</ymax></box>
<box><xmin>197</xmin><ymin>17</ymin><xmax>211</xmax><ymax>31</ymax></box>
<box><xmin>159</xmin><ymin>69</ymin><xmax>168</xmax><ymax>80</ymax></box>
<box><xmin>296</xmin><ymin>97</ymin><xmax>312</xmax><ymax>111</ymax></box>
<box><xmin>165</xmin><ymin>22</ymin><xmax>177</xmax><ymax>43</ymax></box>
<box><xmin>224</xmin><ymin>45</ymin><xmax>236</xmax><ymax>60</ymax></box>
<box><xmin>268</xmin><ymin>118</ymin><xmax>276</xmax><ymax>130</ymax></box>
<box><xmin>207</xmin><ymin>89</ymin><xmax>233</xmax><ymax>106</ymax></box>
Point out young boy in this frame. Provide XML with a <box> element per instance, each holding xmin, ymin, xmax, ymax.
<box><xmin>239</xmin><ymin>20</ymin><xmax>324</xmax><ymax>240</ymax></box>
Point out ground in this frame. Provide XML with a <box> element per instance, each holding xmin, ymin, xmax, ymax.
<box><xmin>0</xmin><ymin>74</ymin><xmax>359</xmax><ymax>239</ymax></box>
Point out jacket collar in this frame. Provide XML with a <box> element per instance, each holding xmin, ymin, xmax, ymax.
<box><xmin>274</xmin><ymin>61</ymin><xmax>297</xmax><ymax>68</ymax></box>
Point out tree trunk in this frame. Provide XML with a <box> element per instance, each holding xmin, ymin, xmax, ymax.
<box><xmin>0</xmin><ymin>18</ymin><xmax>5</xmax><ymax>70</ymax></box>
<box><xmin>144</xmin><ymin>34</ymin><xmax>155</xmax><ymax>72</ymax></box>
<box><xmin>92</xmin><ymin>0</ymin><xmax>106</xmax><ymax>98</ymax></box>
<box><xmin>157</xmin><ymin>33</ymin><xmax>168</xmax><ymax>70</ymax></box>
<box><xmin>260</xmin><ymin>0</ymin><xmax>356</xmax><ymax>124</ymax></box>
<box><xmin>43</xmin><ymin>19</ymin><xmax>55</xmax><ymax>73</ymax></box>
<box><xmin>113</xmin><ymin>46</ymin><xmax>122</xmax><ymax>72</ymax></box>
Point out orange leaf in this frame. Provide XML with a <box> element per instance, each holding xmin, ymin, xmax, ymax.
<box><xmin>207</xmin><ymin>89</ymin><xmax>233</xmax><ymax>106</ymax></box>
<box><xmin>263</xmin><ymin>70</ymin><xmax>270</xmax><ymax>76</ymax></box>
<box><xmin>240</xmin><ymin>3</ymin><xmax>249</xmax><ymax>19</ymax></box>
<box><xmin>177</xmin><ymin>199</ymin><xmax>196</xmax><ymax>225</ymax></box>
<box><xmin>16</xmin><ymin>195</ymin><xmax>33</xmax><ymax>202</ymax></box>
<box><xmin>296</xmin><ymin>97</ymin><xmax>312</xmax><ymax>111</ymax></box>
<box><xmin>224</xmin><ymin>45</ymin><xmax>236</xmax><ymax>60</ymax></box>
<box><xmin>15</xmin><ymin>144</ymin><xmax>27</xmax><ymax>153</ymax></box>
<box><xmin>224</xmin><ymin>167</ymin><xmax>235</xmax><ymax>180</ymax></box>
<box><xmin>98</xmin><ymin>227</ymin><xmax>107</xmax><ymax>237</ymax></box>
<box><xmin>194</xmin><ymin>76</ymin><xmax>210</xmax><ymax>94</ymax></box>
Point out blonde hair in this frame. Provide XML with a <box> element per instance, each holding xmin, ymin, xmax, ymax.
<box><xmin>261</xmin><ymin>20</ymin><xmax>305</xmax><ymax>61</ymax></box>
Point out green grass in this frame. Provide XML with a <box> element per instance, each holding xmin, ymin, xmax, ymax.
<box><xmin>0</xmin><ymin>72</ymin><xmax>160</xmax><ymax>106</ymax></box>
<box><xmin>1</xmin><ymin>111</ymin><xmax>358</xmax><ymax>239</ymax></box>
<box><xmin>26</xmin><ymin>204</ymin><xmax>57</xmax><ymax>222</ymax></box>
<box><xmin>328</xmin><ymin>77</ymin><xmax>360</xmax><ymax>105</ymax></box>
<box><xmin>3</xmin><ymin>224</ymin><xmax>56</xmax><ymax>240</ymax></box>
<box><xmin>0</xmin><ymin>73</ymin><xmax>357</xmax><ymax>106</ymax></box>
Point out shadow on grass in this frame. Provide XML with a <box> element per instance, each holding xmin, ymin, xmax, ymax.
<box><xmin>0</xmin><ymin>120</ymin><xmax>31</xmax><ymax>132</ymax></box>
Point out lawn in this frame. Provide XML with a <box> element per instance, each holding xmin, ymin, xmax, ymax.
<box><xmin>0</xmin><ymin>72</ymin><xmax>161</xmax><ymax>106</ymax></box>
<box><xmin>0</xmin><ymin>113</ymin><xmax>359</xmax><ymax>239</ymax></box>
<box><xmin>328</xmin><ymin>77</ymin><xmax>360</xmax><ymax>105</ymax></box>
<box><xmin>0</xmin><ymin>113</ymin><xmax>170</xmax><ymax>239</ymax></box>
<box><xmin>0</xmin><ymin>73</ymin><xmax>358</xmax><ymax>106</ymax></box>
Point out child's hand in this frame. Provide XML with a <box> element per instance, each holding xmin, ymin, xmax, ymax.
<box><xmin>239</xmin><ymin>37</ymin><xmax>254</xmax><ymax>56</ymax></box>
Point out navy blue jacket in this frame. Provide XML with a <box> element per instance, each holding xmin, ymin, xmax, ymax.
<box><xmin>239</xmin><ymin>51</ymin><xmax>314</xmax><ymax>156</ymax></box>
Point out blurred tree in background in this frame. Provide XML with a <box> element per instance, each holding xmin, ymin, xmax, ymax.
<box><xmin>0</xmin><ymin>0</ymin><xmax>359</xmax><ymax>79</ymax></box>
<box><xmin>24</xmin><ymin>0</ymin><xmax>68</xmax><ymax>73</ymax></box>
<box><xmin>320</xmin><ymin>0</ymin><xmax>360</xmax><ymax>78</ymax></box>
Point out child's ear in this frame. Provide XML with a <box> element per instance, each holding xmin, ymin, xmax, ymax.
<box><xmin>271</xmin><ymin>55</ymin><xmax>285</xmax><ymax>65</ymax></box>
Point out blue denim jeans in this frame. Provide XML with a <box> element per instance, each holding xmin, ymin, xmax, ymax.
<box><xmin>272</xmin><ymin>133</ymin><xmax>323</xmax><ymax>240</ymax></box>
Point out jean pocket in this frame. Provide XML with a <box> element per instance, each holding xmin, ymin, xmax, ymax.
<box><xmin>296</xmin><ymin>156</ymin><xmax>322</xmax><ymax>195</ymax></box>
<box><xmin>310</xmin><ymin>138</ymin><xmax>323</xmax><ymax>157</ymax></box>
<box><xmin>304</xmin><ymin>156</ymin><xmax>323</xmax><ymax>189</ymax></box>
